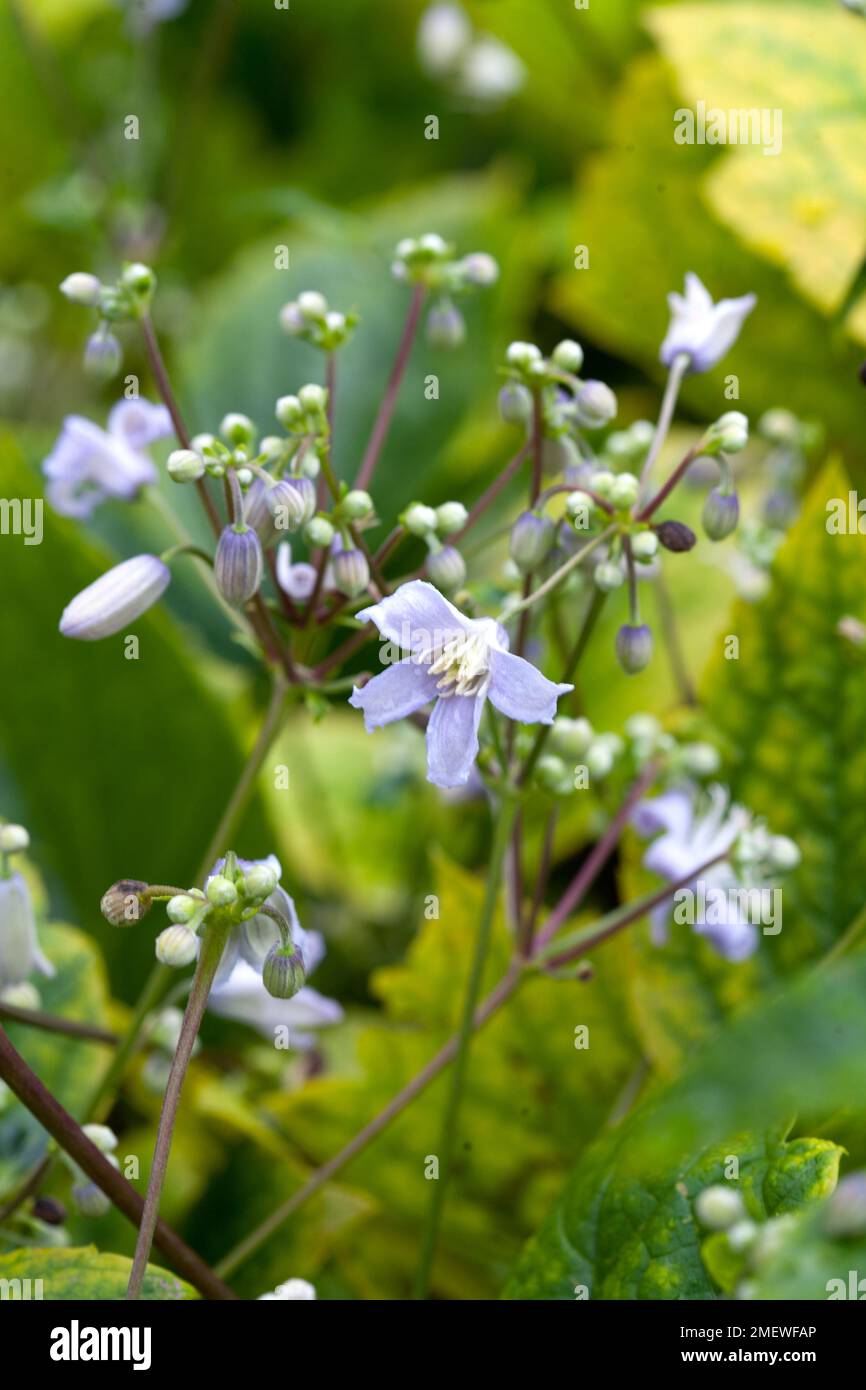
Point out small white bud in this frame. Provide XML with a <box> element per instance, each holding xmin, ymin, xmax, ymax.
<box><xmin>166</xmin><ymin>894</ymin><xmax>201</xmax><ymax>924</ymax></box>
<box><xmin>340</xmin><ymin>489</ymin><xmax>374</xmax><ymax>520</ymax></box>
<box><xmin>505</xmin><ymin>340</ymin><xmax>542</xmax><ymax>370</ymax></box>
<box><xmin>297</xmin><ymin>290</ymin><xmax>328</xmax><ymax>318</ymax></box>
<box><xmin>242</xmin><ymin>864</ymin><xmax>279</xmax><ymax>900</ymax></box>
<box><xmin>155</xmin><ymin>925</ymin><xmax>199</xmax><ymax>968</ymax></box>
<box><xmin>59</xmin><ymin>272</ymin><xmax>102</xmax><ymax>307</ymax></box>
<box><xmin>630</xmin><ymin>530</ymin><xmax>659</xmax><ymax>562</ymax></box>
<box><xmin>694</xmin><ymin>1185</ymin><xmax>746</xmax><ymax>1231</ymax></box>
<box><xmin>768</xmin><ymin>835</ymin><xmax>801</xmax><ymax>871</ymax></box>
<box><xmin>206</xmin><ymin>874</ymin><xmax>238</xmax><ymax>906</ymax></box>
<box><xmin>607</xmin><ymin>472</ymin><xmax>639</xmax><ymax>509</ymax></box>
<box><xmin>551</xmin><ymin>339</ymin><xmax>584</xmax><ymax>374</ymax></box>
<box><xmin>298</xmin><ymin>383</ymin><xmax>327</xmax><ymax>413</ymax></box>
<box><xmin>0</xmin><ymin>824</ymin><xmax>29</xmax><ymax>854</ymax></box>
<box><xmin>167</xmin><ymin>449</ymin><xmax>205</xmax><ymax>482</ymax></box>
<box><xmin>435</xmin><ymin>501</ymin><xmax>468</xmax><ymax>535</ymax></box>
<box><xmin>403</xmin><ymin>502</ymin><xmax>439</xmax><ymax>536</ymax></box>
<box><xmin>275</xmin><ymin>394</ymin><xmax>303</xmax><ymax>428</ymax></box>
<box><xmin>220</xmin><ymin>413</ymin><xmax>255</xmax><ymax>446</ymax></box>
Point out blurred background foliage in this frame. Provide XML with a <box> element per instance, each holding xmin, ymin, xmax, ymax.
<box><xmin>2</xmin><ymin>0</ymin><xmax>866</xmax><ymax>1299</ymax></box>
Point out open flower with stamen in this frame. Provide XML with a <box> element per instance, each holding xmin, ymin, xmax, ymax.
<box><xmin>42</xmin><ymin>399</ymin><xmax>171</xmax><ymax>518</ymax></box>
<box><xmin>660</xmin><ymin>273</ymin><xmax>756</xmax><ymax>374</ymax></box>
<box><xmin>348</xmin><ymin>580</ymin><xmax>572</xmax><ymax>788</ymax></box>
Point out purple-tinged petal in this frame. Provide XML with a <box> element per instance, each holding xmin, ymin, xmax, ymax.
<box><xmin>631</xmin><ymin>787</ymin><xmax>694</xmax><ymax>841</ymax></box>
<box><xmin>356</xmin><ymin>579</ymin><xmax>470</xmax><ymax>656</ymax></box>
<box><xmin>425</xmin><ymin>692</ymin><xmax>484</xmax><ymax>787</ymax></box>
<box><xmin>486</xmin><ymin>649</ymin><xmax>572</xmax><ymax>725</ymax></box>
<box><xmin>349</xmin><ymin>660</ymin><xmax>438</xmax><ymax>730</ymax></box>
<box><xmin>108</xmin><ymin>398</ymin><xmax>172</xmax><ymax>449</ymax></box>
<box><xmin>59</xmin><ymin>554</ymin><xmax>170</xmax><ymax>640</ymax></box>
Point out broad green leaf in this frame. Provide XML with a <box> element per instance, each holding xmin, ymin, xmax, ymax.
<box><xmin>259</xmin><ymin>853</ymin><xmax>641</xmax><ymax>1298</ymax></box>
<box><xmin>552</xmin><ymin>57</ymin><xmax>866</xmax><ymax>463</ymax></box>
<box><xmin>0</xmin><ymin>1246</ymin><xmax>196</xmax><ymax>1300</ymax></box>
<box><xmin>647</xmin><ymin>4</ymin><xmax>866</xmax><ymax>316</ymax></box>
<box><xmin>0</xmin><ymin>433</ymin><xmax>272</xmax><ymax>998</ymax></box>
<box><xmin>0</xmin><ymin>923</ymin><xmax>111</xmax><ymax>1191</ymax></box>
<box><xmin>504</xmin><ymin>1127</ymin><xmax>841</xmax><ymax>1301</ymax></box>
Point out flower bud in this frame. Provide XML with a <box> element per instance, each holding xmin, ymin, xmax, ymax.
<box><xmin>574</xmin><ymin>380</ymin><xmax>617</xmax><ymax>429</ymax></box>
<box><xmin>301</xmin><ymin>518</ymin><xmax>331</xmax><ymax>551</ymax></box>
<box><xmin>565</xmin><ymin>490</ymin><xmax>595</xmax><ymax>528</ymax></box>
<box><xmin>84</xmin><ymin>328</ymin><xmax>122</xmax><ymax>381</ymax></box>
<box><xmin>297</xmin><ymin>289</ymin><xmax>327</xmax><ymax>318</ymax></box>
<box><xmin>535</xmin><ymin>754</ymin><xmax>571</xmax><ymax>795</ymax></box>
<box><xmin>60</xmin><ymin>272</ymin><xmax>102</xmax><ymax>307</ymax></box>
<box><xmin>82</xmin><ymin>1123</ymin><xmax>118</xmax><ymax>1154</ymax></box>
<box><xmin>241</xmin><ymin>864</ymin><xmax>279</xmax><ymax>900</ymax></box>
<box><xmin>702</xmin><ymin>488</ymin><xmax>739</xmax><ymax>541</ymax></box>
<box><xmin>607</xmin><ymin>472</ymin><xmax>639</xmax><ymax>510</ymax></box>
<box><xmin>549</xmin><ymin>716</ymin><xmax>593</xmax><ymax>758</ymax></box>
<box><xmin>269</xmin><ymin>479</ymin><xmax>311</xmax><ymax>534</ymax></box>
<box><xmin>220</xmin><ymin>413</ymin><xmax>256</xmax><ymax>447</ymax></box>
<box><xmin>426</xmin><ymin>299</ymin><xmax>465</xmax><ymax>349</ymax></box>
<box><xmin>588</xmin><ymin>469</ymin><xmax>615</xmax><ymax>499</ymax></box>
<box><xmin>541</xmin><ymin>434</ymin><xmax>580</xmax><ymax>474</ymax></box>
<box><xmin>418</xmin><ymin>232</ymin><xmax>448</xmax><ymax>257</ymax></box>
<box><xmin>0</xmin><ymin>824</ymin><xmax>29</xmax><ymax>854</ymax></box>
<box><xmin>509</xmin><ymin>511</ymin><xmax>555</xmax><ymax>572</ymax></box>
<box><xmin>167</xmin><ymin>448</ymin><xmax>205</xmax><ymax>482</ymax></box>
<box><xmin>616</xmin><ymin>623</ymin><xmax>653</xmax><ymax>674</ymax></box>
<box><xmin>505</xmin><ymin>340</ymin><xmax>543</xmax><ymax>371</ymax></box>
<box><xmin>705</xmin><ymin>410</ymin><xmax>749</xmax><ymax>454</ymax></box>
<box><xmin>215</xmin><ymin>526</ymin><xmax>263</xmax><ymax>606</ymax></box>
<box><xmin>459</xmin><ymin>252</ymin><xmax>499</xmax><ymax>286</ymax></box>
<box><xmin>758</xmin><ymin>408</ymin><xmax>800</xmax><ymax>446</ymax></box>
<box><xmin>425</xmin><ymin>545</ymin><xmax>466</xmax><ymax>592</ymax></box>
<box><xmin>298</xmin><ymin>383</ymin><xmax>327</xmax><ymax>413</ymax></box>
<box><xmin>594</xmin><ymin>561</ymin><xmax>625</xmax><ymax>592</ymax></box>
<box><xmin>340</xmin><ymin>489</ymin><xmax>374</xmax><ymax>521</ymax></box>
<box><xmin>206</xmin><ymin>874</ymin><xmax>238</xmax><ymax>906</ymax></box>
<box><xmin>155</xmin><ymin>925</ymin><xmax>198</xmax><ymax>967</ymax></box>
<box><xmin>679</xmin><ymin>742</ymin><xmax>721</xmax><ymax>777</ymax></box>
<box><xmin>436</xmin><ymin>501</ymin><xmax>468</xmax><ymax>535</ymax></box>
<box><xmin>279</xmin><ymin>302</ymin><xmax>304</xmax><ymax>335</ymax></box>
<box><xmin>630</xmin><ymin>530</ymin><xmax>659</xmax><ymax>562</ymax></box>
<box><xmin>100</xmin><ymin>879</ymin><xmax>150</xmax><ymax>926</ymax></box>
<box><xmin>61</xmin><ymin>555</ymin><xmax>171</xmax><ymax>641</ymax></box>
<box><xmin>166</xmin><ymin>894</ymin><xmax>201</xmax><ymax>924</ymax></box>
<box><xmin>551</xmin><ymin>339</ymin><xmax>584</xmax><ymax>374</ymax></box>
<box><xmin>332</xmin><ymin>547</ymin><xmax>370</xmax><ymax>598</ymax></box>
<box><xmin>120</xmin><ymin>262</ymin><xmax>156</xmax><ymax>297</ymax></box>
<box><xmin>694</xmin><ymin>1185</ymin><xmax>746</xmax><ymax>1231</ymax></box>
<box><xmin>262</xmin><ymin>944</ymin><xmax>306</xmax><ymax>1000</ymax></box>
<box><xmin>767</xmin><ymin>835</ymin><xmax>800</xmax><ymax>871</ymax></box>
<box><xmin>404</xmin><ymin>502</ymin><xmax>438</xmax><ymax>536</ymax></box>
<box><xmin>822</xmin><ymin>1173</ymin><xmax>866</xmax><ymax>1238</ymax></box>
<box><xmin>498</xmin><ymin>382</ymin><xmax>533</xmax><ymax>424</ymax></box>
<box><xmin>585</xmin><ymin>739</ymin><xmax>616</xmax><ymax>779</ymax></box>
<box><xmin>654</xmin><ymin>520</ymin><xmax>697</xmax><ymax>553</ymax></box>
<box><xmin>72</xmin><ymin>1180</ymin><xmax>111</xmax><ymax>1218</ymax></box>
<box><xmin>275</xmin><ymin>394</ymin><xmax>303</xmax><ymax>428</ymax></box>
<box><xmin>0</xmin><ymin>981</ymin><xmax>40</xmax><ymax>1010</ymax></box>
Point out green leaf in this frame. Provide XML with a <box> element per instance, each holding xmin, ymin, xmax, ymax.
<box><xmin>504</xmin><ymin>1127</ymin><xmax>841</xmax><ymax>1301</ymax></box>
<box><xmin>0</xmin><ymin>1246</ymin><xmax>196</xmax><ymax>1300</ymax></box>
<box><xmin>0</xmin><ymin>923</ymin><xmax>112</xmax><ymax>1190</ymax></box>
<box><xmin>647</xmin><ymin>3</ymin><xmax>866</xmax><ymax>317</ymax></box>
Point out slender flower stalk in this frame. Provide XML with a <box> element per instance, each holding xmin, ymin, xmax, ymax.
<box><xmin>638</xmin><ymin>351</ymin><xmax>689</xmax><ymax>494</ymax></box>
<box><xmin>355</xmin><ymin>283</ymin><xmax>426</xmax><ymax>489</ymax></box>
<box><xmin>505</xmin><ymin>524</ymin><xmax>616</xmax><ymax>618</ymax></box>
<box><xmin>126</xmin><ymin>913</ymin><xmax>232</xmax><ymax>1299</ymax></box>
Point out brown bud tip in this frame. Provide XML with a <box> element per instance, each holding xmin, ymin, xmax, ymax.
<box><xmin>654</xmin><ymin>519</ymin><xmax>697</xmax><ymax>553</ymax></box>
<box><xmin>100</xmin><ymin>879</ymin><xmax>150</xmax><ymax>926</ymax></box>
<box><xmin>576</xmin><ymin>960</ymin><xmax>594</xmax><ymax>982</ymax></box>
<box><xmin>33</xmin><ymin>1195</ymin><xmax>67</xmax><ymax>1225</ymax></box>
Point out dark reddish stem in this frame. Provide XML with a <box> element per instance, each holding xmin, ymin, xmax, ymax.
<box><xmin>355</xmin><ymin>284</ymin><xmax>425</xmax><ymax>489</ymax></box>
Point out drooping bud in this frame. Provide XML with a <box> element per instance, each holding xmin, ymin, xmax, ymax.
<box><xmin>60</xmin><ymin>555</ymin><xmax>171</xmax><ymax>641</ymax></box>
<box><xmin>425</xmin><ymin>545</ymin><xmax>466</xmax><ymax>592</ymax></box>
<box><xmin>694</xmin><ymin>1185</ymin><xmax>746</xmax><ymax>1231</ymax></box>
<box><xmin>83</xmin><ymin>327</ymin><xmax>122</xmax><ymax>381</ymax></box>
<box><xmin>262</xmin><ymin>943</ymin><xmax>306</xmax><ymax>1000</ymax></box>
<box><xmin>615</xmin><ymin>623</ymin><xmax>653</xmax><ymax>674</ymax></box>
<box><xmin>332</xmin><ymin>547</ymin><xmax>370</xmax><ymax>598</ymax></box>
<box><xmin>215</xmin><ymin>526</ymin><xmax>263</xmax><ymax>606</ymax></box>
<box><xmin>426</xmin><ymin>299</ymin><xmax>466</xmax><ymax>349</ymax></box>
<box><xmin>155</xmin><ymin>924</ymin><xmax>198</xmax><ymax>967</ymax></box>
<box><xmin>509</xmin><ymin>511</ymin><xmax>555</xmax><ymax>572</ymax></box>
<box><xmin>574</xmin><ymin>380</ymin><xmax>617</xmax><ymax>429</ymax></box>
<box><xmin>100</xmin><ymin>879</ymin><xmax>150</xmax><ymax>926</ymax></box>
<box><xmin>498</xmin><ymin>382</ymin><xmax>533</xmax><ymax>424</ymax></box>
<box><xmin>654</xmin><ymin>519</ymin><xmax>696</xmax><ymax>553</ymax></box>
<box><xmin>59</xmin><ymin>272</ymin><xmax>102</xmax><ymax>307</ymax></box>
<box><xmin>551</xmin><ymin>339</ymin><xmax>584</xmax><ymax>374</ymax></box>
<box><xmin>702</xmin><ymin>488</ymin><xmax>740</xmax><ymax>541</ymax></box>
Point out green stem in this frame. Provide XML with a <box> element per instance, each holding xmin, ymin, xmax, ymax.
<box><xmin>126</xmin><ymin>914</ymin><xmax>231</xmax><ymax>1300</ymax></box>
<box><xmin>413</xmin><ymin>797</ymin><xmax>518</xmax><ymax>1299</ymax></box>
<box><xmin>504</xmin><ymin>525</ymin><xmax>616</xmax><ymax>619</ymax></box>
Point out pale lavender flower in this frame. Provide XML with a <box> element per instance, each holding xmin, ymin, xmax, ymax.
<box><xmin>275</xmin><ymin>543</ymin><xmax>318</xmax><ymax>603</ymax></box>
<box><xmin>632</xmin><ymin>784</ymin><xmax>755</xmax><ymax>960</ymax></box>
<box><xmin>349</xmin><ymin>580</ymin><xmax>572</xmax><ymax>788</ymax></box>
<box><xmin>660</xmin><ymin>273</ymin><xmax>756</xmax><ymax>373</ymax></box>
<box><xmin>0</xmin><ymin>873</ymin><xmax>54</xmax><ymax>988</ymax></box>
<box><xmin>60</xmin><ymin>554</ymin><xmax>170</xmax><ymax>640</ymax></box>
<box><xmin>43</xmin><ymin>399</ymin><xmax>171</xmax><ymax>518</ymax></box>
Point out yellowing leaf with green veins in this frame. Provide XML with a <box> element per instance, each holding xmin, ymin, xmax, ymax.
<box><xmin>0</xmin><ymin>1247</ymin><xmax>196</xmax><ymax>1300</ymax></box>
<box><xmin>647</xmin><ymin>4</ymin><xmax>866</xmax><ymax>316</ymax></box>
<box><xmin>503</xmin><ymin>1128</ymin><xmax>841</xmax><ymax>1301</ymax></box>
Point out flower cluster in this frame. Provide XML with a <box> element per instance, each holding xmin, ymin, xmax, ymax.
<box><xmin>391</xmin><ymin>233</ymin><xmax>499</xmax><ymax>350</ymax></box>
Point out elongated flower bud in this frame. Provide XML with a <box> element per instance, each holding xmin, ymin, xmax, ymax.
<box><xmin>574</xmin><ymin>380</ymin><xmax>617</xmax><ymax>429</ymax></box>
<box><xmin>60</xmin><ymin>555</ymin><xmax>170</xmax><ymax>640</ymax></box>
<box><xmin>83</xmin><ymin>327</ymin><xmax>122</xmax><ymax>381</ymax></box>
<box><xmin>271</xmin><ymin>477</ymin><xmax>316</xmax><ymax>530</ymax></box>
<box><xmin>425</xmin><ymin>545</ymin><xmax>466</xmax><ymax>592</ymax></box>
<box><xmin>72</xmin><ymin>1180</ymin><xmax>111</xmax><ymax>1218</ymax></box>
<box><xmin>509</xmin><ymin>511</ymin><xmax>554</xmax><ymax>572</ymax></box>
<box><xmin>498</xmin><ymin>382</ymin><xmax>533</xmax><ymax>424</ymax></box>
<box><xmin>702</xmin><ymin>488</ymin><xmax>740</xmax><ymax>541</ymax></box>
<box><xmin>215</xmin><ymin>525</ymin><xmax>263</xmax><ymax>606</ymax></box>
<box><xmin>654</xmin><ymin>520</ymin><xmax>696</xmax><ymax>553</ymax></box>
<box><xmin>262</xmin><ymin>944</ymin><xmax>306</xmax><ymax>1000</ymax></box>
<box><xmin>615</xmin><ymin>623</ymin><xmax>653</xmax><ymax>674</ymax></box>
<box><xmin>0</xmin><ymin>874</ymin><xmax>53</xmax><ymax>987</ymax></box>
<box><xmin>426</xmin><ymin>299</ymin><xmax>465</xmax><ymax>349</ymax></box>
<box><xmin>332</xmin><ymin>547</ymin><xmax>370</xmax><ymax>598</ymax></box>
<box><xmin>60</xmin><ymin>272</ymin><xmax>102</xmax><ymax>307</ymax></box>
<box><xmin>100</xmin><ymin>879</ymin><xmax>150</xmax><ymax>926</ymax></box>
